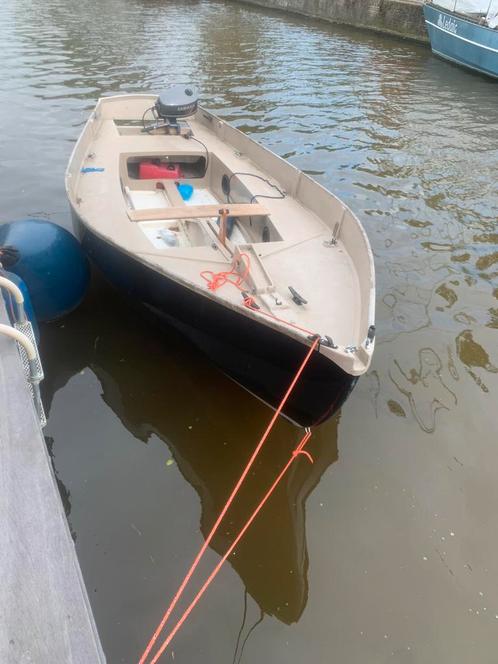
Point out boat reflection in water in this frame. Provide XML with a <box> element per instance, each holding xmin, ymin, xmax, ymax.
<box><xmin>41</xmin><ymin>274</ymin><xmax>339</xmax><ymax>627</ymax></box>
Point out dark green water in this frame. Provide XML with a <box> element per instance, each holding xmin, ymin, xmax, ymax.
<box><xmin>1</xmin><ymin>1</ymin><xmax>498</xmax><ymax>662</ymax></box>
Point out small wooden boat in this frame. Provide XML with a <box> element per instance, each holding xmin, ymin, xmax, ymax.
<box><xmin>66</xmin><ymin>86</ymin><xmax>375</xmax><ymax>426</ymax></box>
<box><xmin>40</xmin><ymin>284</ymin><xmax>340</xmax><ymax>624</ymax></box>
<box><xmin>424</xmin><ymin>1</ymin><xmax>498</xmax><ymax>78</ymax></box>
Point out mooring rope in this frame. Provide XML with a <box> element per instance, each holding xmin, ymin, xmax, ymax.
<box><xmin>200</xmin><ymin>252</ymin><xmax>317</xmax><ymax>338</ymax></box>
<box><xmin>146</xmin><ymin>429</ymin><xmax>314</xmax><ymax>664</ymax></box>
<box><xmin>138</xmin><ymin>338</ymin><xmax>319</xmax><ymax>663</ymax></box>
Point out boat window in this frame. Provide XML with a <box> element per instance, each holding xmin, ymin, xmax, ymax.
<box><xmin>436</xmin><ymin>0</ymin><xmax>498</xmax><ymax>21</ymax></box>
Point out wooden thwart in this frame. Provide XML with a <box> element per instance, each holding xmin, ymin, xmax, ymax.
<box><xmin>128</xmin><ymin>202</ymin><xmax>268</xmax><ymax>222</ymax></box>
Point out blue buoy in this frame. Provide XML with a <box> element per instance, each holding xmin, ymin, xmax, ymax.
<box><xmin>0</xmin><ymin>219</ymin><xmax>89</xmax><ymax>322</ymax></box>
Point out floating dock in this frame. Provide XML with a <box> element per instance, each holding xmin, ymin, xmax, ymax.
<box><xmin>0</xmin><ymin>298</ymin><xmax>105</xmax><ymax>663</ymax></box>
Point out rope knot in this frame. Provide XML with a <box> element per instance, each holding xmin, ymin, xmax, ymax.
<box><xmin>200</xmin><ymin>253</ymin><xmax>251</xmax><ymax>293</ymax></box>
<box><xmin>292</xmin><ymin>449</ymin><xmax>314</xmax><ymax>464</ymax></box>
<box><xmin>243</xmin><ymin>294</ymin><xmax>256</xmax><ymax>309</ymax></box>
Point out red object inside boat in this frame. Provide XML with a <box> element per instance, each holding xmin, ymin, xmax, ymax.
<box><xmin>139</xmin><ymin>161</ymin><xmax>183</xmax><ymax>179</ymax></box>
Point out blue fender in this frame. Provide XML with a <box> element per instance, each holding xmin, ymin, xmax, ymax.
<box><xmin>0</xmin><ymin>219</ymin><xmax>89</xmax><ymax>322</ymax></box>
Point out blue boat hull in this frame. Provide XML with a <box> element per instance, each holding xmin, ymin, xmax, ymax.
<box><xmin>423</xmin><ymin>3</ymin><xmax>498</xmax><ymax>78</ymax></box>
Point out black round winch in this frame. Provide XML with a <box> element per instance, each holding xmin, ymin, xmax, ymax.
<box><xmin>155</xmin><ymin>84</ymin><xmax>199</xmax><ymax>120</ymax></box>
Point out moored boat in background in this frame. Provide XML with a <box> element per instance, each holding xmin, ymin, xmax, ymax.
<box><xmin>424</xmin><ymin>0</ymin><xmax>498</xmax><ymax>78</ymax></box>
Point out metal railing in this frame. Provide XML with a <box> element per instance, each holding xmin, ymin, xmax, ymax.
<box><xmin>0</xmin><ymin>275</ymin><xmax>46</xmax><ymax>427</ymax></box>
<box><xmin>449</xmin><ymin>0</ymin><xmax>497</xmax><ymax>18</ymax></box>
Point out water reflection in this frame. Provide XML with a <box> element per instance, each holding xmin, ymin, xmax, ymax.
<box><xmin>456</xmin><ymin>329</ymin><xmax>498</xmax><ymax>392</ymax></box>
<box><xmin>41</xmin><ymin>275</ymin><xmax>338</xmax><ymax>625</ymax></box>
<box><xmin>389</xmin><ymin>347</ymin><xmax>458</xmax><ymax>433</ymax></box>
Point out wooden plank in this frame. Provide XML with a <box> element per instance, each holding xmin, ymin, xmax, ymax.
<box><xmin>162</xmin><ymin>181</ymin><xmax>184</xmax><ymax>207</ymax></box>
<box><xmin>0</xmin><ymin>300</ymin><xmax>106</xmax><ymax>663</ymax></box>
<box><xmin>128</xmin><ymin>202</ymin><xmax>268</xmax><ymax>222</ymax></box>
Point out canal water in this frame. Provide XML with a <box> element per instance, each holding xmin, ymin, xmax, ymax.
<box><xmin>1</xmin><ymin>1</ymin><xmax>498</xmax><ymax>662</ymax></box>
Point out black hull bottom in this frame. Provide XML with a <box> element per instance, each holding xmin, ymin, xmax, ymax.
<box><xmin>79</xmin><ymin>227</ymin><xmax>357</xmax><ymax>426</ymax></box>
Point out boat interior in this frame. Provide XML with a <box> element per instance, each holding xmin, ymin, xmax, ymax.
<box><xmin>121</xmin><ymin>150</ymin><xmax>283</xmax><ymax>252</ymax></box>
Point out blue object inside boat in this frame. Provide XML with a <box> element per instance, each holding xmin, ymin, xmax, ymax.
<box><xmin>0</xmin><ymin>219</ymin><xmax>90</xmax><ymax>322</ymax></box>
<box><xmin>177</xmin><ymin>183</ymin><xmax>194</xmax><ymax>201</ymax></box>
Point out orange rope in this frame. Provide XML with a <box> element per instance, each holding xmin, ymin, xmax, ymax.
<box><xmin>138</xmin><ymin>338</ymin><xmax>319</xmax><ymax>664</ymax></box>
<box><xmin>201</xmin><ymin>253</ymin><xmax>317</xmax><ymax>338</ymax></box>
<box><xmin>200</xmin><ymin>252</ymin><xmax>251</xmax><ymax>292</ymax></box>
<box><xmin>148</xmin><ymin>429</ymin><xmax>314</xmax><ymax>664</ymax></box>
<box><xmin>243</xmin><ymin>297</ymin><xmax>316</xmax><ymax>337</ymax></box>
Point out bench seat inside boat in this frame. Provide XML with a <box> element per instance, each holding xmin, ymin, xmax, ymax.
<box><xmin>127</xmin><ymin>202</ymin><xmax>269</xmax><ymax>222</ymax></box>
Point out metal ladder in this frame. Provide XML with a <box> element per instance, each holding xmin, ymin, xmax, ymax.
<box><xmin>0</xmin><ymin>275</ymin><xmax>46</xmax><ymax>428</ymax></box>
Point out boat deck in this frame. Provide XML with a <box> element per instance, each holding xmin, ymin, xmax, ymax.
<box><xmin>72</xmin><ymin>111</ymin><xmax>360</xmax><ymax>348</ymax></box>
